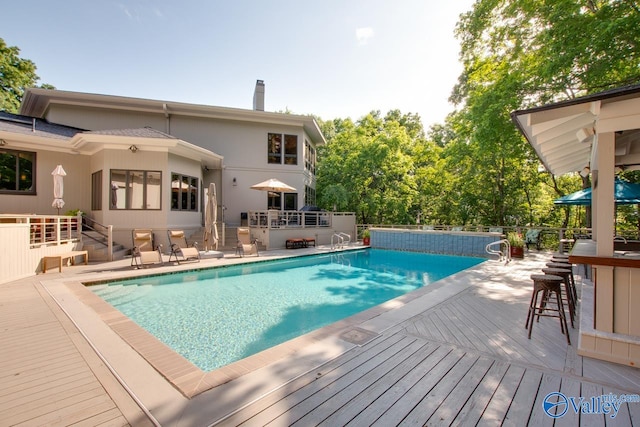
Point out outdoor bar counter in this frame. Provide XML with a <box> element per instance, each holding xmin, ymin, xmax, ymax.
<box><xmin>569</xmin><ymin>239</ymin><xmax>640</xmax><ymax>367</ymax></box>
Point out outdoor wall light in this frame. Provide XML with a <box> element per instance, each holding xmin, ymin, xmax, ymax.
<box><xmin>579</xmin><ymin>166</ymin><xmax>590</xmax><ymax>177</ymax></box>
<box><xmin>0</xmin><ymin>139</ymin><xmax>7</xmax><ymax>146</ymax></box>
<box><xmin>233</xmin><ymin>177</ymin><xmax>237</xmax><ymax>186</ymax></box>
<box><xmin>129</xmin><ymin>145</ymin><xmax>138</xmax><ymax>153</ymax></box>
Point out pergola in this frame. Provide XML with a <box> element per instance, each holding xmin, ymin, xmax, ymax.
<box><xmin>512</xmin><ymin>83</ymin><xmax>640</xmax><ymax>367</ymax></box>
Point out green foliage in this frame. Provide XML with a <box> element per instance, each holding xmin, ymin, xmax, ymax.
<box><xmin>0</xmin><ymin>37</ymin><xmax>53</xmax><ymax>113</ymax></box>
<box><xmin>507</xmin><ymin>231</ymin><xmax>524</xmax><ymax>248</ymax></box>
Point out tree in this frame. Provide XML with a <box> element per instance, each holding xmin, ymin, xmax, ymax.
<box><xmin>0</xmin><ymin>37</ymin><xmax>50</xmax><ymax>113</ymax></box>
<box><xmin>446</xmin><ymin>0</ymin><xmax>640</xmax><ymax>226</ymax></box>
<box><xmin>316</xmin><ymin>111</ymin><xmax>429</xmax><ymax>224</ymax></box>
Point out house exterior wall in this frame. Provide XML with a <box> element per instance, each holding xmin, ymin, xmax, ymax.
<box><xmin>40</xmin><ymin>103</ymin><xmax>320</xmax><ymax>228</ymax></box>
<box><xmin>1</xmin><ymin>148</ymin><xmax>90</xmax><ymax>216</ymax></box>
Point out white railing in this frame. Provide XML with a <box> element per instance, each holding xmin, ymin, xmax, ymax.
<box><xmin>249</xmin><ymin>210</ymin><xmax>340</xmax><ymax>229</ymax></box>
<box><xmin>0</xmin><ymin>214</ymin><xmax>82</xmax><ymax>247</ymax></box>
<box><xmin>0</xmin><ymin>214</ymin><xmax>84</xmax><ymax>283</ymax></box>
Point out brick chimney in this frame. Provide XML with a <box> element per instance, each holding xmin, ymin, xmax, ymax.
<box><xmin>253</xmin><ymin>80</ymin><xmax>265</xmax><ymax>111</ymax></box>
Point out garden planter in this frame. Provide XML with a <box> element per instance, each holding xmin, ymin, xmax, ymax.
<box><xmin>510</xmin><ymin>246</ymin><xmax>524</xmax><ymax>259</ymax></box>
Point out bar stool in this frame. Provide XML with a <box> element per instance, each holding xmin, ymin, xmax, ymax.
<box><xmin>541</xmin><ymin>267</ymin><xmax>575</xmax><ymax>327</ymax></box>
<box><xmin>546</xmin><ymin>261</ymin><xmax>578</xmax><ymax>303</ymax></box>
<box><xmin>526</xmin><ymin>274</ymin><xmax>571</xmax><ymax>345</ymax></box>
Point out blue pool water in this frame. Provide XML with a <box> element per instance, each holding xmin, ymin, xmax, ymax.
<box><xmin>90</xmin><ymin>249</ymin><xmax>483</xmax><ymax>371</ymax></box>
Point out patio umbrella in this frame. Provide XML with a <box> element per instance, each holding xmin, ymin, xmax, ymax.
<box><xmin>111</xmin><ymin>182</ymin><xmax>119</xmax><ymax>209</ymax></box>
<box><xmin>250</xmin><ymin>178</ymin><xmax>296</xmax><ymax>193</ymax></box>
<box><xmin>203</xmin><ymin>183</ymin><xmax>218</xmax><ymax>250</ymax></box>
<box><xmin>51</xmin><ymin>165</ymin><xmax>66</xmax><ymax>214</ymax></box>
<box><xmin>554</xmin><ymin>178</ymin><xmax>640</xmax><ymax>205</ymax></box>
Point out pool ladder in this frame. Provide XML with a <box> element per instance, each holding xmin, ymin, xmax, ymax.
<box><xmin>486</xmin><ymin>239</ymin><xmax>511</xmax><ymax>264</ymax></box>
<box><xmin>331</xmin><ymin>232</ymin><xmax>351</xmax><ymax>250</ymax></box>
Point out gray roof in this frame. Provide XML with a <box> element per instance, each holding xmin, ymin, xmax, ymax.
<box><xmin>83</xmin><ymin>127</ymin><xmax>177</xmax><ymax>139</ymax></box>
<box><xmin>0</xmin><ymin>111</ymin><xmax>83</xmax><ymax>140</ymax></box>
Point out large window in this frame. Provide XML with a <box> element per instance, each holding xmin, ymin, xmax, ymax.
<box><xmin>304</xmin><ymin>185</ymin><xmax>316</xmax><ymax>207</ymax></box>
<box><xmin>110</xmin><ymin>170</ymin><xmax>161</xmax><ymax>210</ymax></box>
<box><xmin>268</xmin><ymin>133</ymin><xmax>297</xmax><ymax>165</ymax></box>
<box><xmin>284</xmin><ymin>193</ymin><xmax>297</xmax><ymax>210</ymax></box>
<box><xmin>304</xmin><ymin>140</ymin><xmax>316</xmax><ymax>174</ymax></box>
<box><xmin>171</xmin><ymin>173</ymin><xmax>198</xmax><ymax>211</ymax></box>
<box><xmin>0</xmin><ymin>149</ymin><xmax>36</xmax><ymax>194</ymax></box>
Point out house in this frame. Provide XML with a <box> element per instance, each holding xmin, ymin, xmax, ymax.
<box><xmin>1</xmin><ymin>81</ymin><xmax>351</xmax><ymax>281</ymax></box>
<box><xmin>512</xmin><ymin>82</ymin><xmax>640</xmax><ymax>367</ymax></box>
<box><xmin>18</xmin><ymin>81</ymin><xmax>326</xmax><ymax>229</ymax></box>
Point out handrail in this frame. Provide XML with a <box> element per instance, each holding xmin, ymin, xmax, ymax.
<box><xmin>486</xmin><ymin>239</ymin><xmax>511</xmax><ymax>264</ymax></box>
<box><xmin>337</xmin><ymin>232</ymin><xmax>351</xmax><ymax>246</ymax></box>
<box><xmin>331</xmin><ymin>233</ymin><xmax>344</xmax><ymax>250</ymax></box>
<box><xmin>81</xmin><ymin>216</ymin><xmax>114</xmax><ymax>261</ymax></box>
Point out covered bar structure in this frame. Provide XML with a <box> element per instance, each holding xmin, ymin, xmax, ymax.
<box><xmin>512</xmin><ymin>83</ymin><xmax>640</xmax><ymax>367</ymax></box>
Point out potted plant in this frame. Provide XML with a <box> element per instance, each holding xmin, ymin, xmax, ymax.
<box><xmin>507</xmin><ymin>232</ymin><xmax>525</xmax><ymax>258</ymax></box>
<box><xmin>362</xmin><ymin>229</ymin><xmax>371</xmax><ymax>246</ymax></box>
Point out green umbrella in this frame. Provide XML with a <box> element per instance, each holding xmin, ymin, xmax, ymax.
<box><xmin>554</xmin><ymin>178</ymin><xmax>640</xmax><ymax>205</ymax></box>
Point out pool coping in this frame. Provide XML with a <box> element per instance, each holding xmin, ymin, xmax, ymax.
<box><xmin>39</xmin><ymin>247</ymin><xmax>500</xmax><ymax>424</ymax></box>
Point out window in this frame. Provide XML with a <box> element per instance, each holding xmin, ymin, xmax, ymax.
<box><xmin>284</xmin><ymin>135</ymin><xmax>297</xmax><ymax>165</ymax></box>
<box><xmin>268</xmin><ymin>133</ymin><xmax>281</xmax><ymax>164</ymax></box>
<box><xmin>304</xmin><ymin>185</ymin><xmax>316</xmax><ymax>207</ymax></box>
<box><xmin>171</xmin><ymin>173</ymin><xmax>198</xmax><ymax>211</ymax></box>
<box><xmin>284</xmin><ymin>193</ymin><xmax>297</xmax><ymax>210</ymax></box>
<box><xmin>110</xmin><ymin>169</ymin><xmax>161</xmax><ymax>210</ymax></box>
<box><xmin>0</xmin><ymin>149</ymin><xmax>36</xmax><ymax>194</ymax></box>
<box><xmin>267</xmin><ymin>192</ymin><xmax>281</xmax><ymax>209</ymax></box>
<box><xmin>304</xmin><ymin>140</ymin><xmax>316</xmax><ymax>174</ymax></box>
<box><xmin>268</xmin><ymin>133</ymin><xmax>297</xmax><ymax>165</ymax></box>
<box><xmin>92</xmin><ymin>170</ymin><xmax>102</xmax><ymax>210</ymax></box>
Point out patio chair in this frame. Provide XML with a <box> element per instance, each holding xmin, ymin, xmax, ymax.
<box><xmin>236</xmin><ymin>227</ymin><xmax>259</xmax><ymax>257</ymax></box>
<box><xmin>167</xmin><ymin>230</ymin><xmax>200</xmax><ymax>264</ymax></box>
<box><xmin>131</xmin><ymin>229</ymin><xmax>163</xmax><ymax>268</ymax></box>
<box><xmin>525</xmin><ymin>229</ymin><xmax>542</xmax><ymax>250</ymax></box>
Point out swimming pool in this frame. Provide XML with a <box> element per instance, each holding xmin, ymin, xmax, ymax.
<box><xmin>90</xmin><ymin>249</ymin><xmax>484</xmax><ymax>371</ymax></box>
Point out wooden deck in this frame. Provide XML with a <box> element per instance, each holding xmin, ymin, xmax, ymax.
<box><xmin>1</xmin><ymin>249</ymin><xmax>639</xmax><ymax>426</ymax></box>
<box><xmin>212</xmin><ymin>254</ymin><xmax>640</xmax><ymax>426</ymax></box>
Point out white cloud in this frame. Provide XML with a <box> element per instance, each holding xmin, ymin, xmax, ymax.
<box><xmin>355</xmin><ymin>27</ymin><xmax>374</xmax><ymax>45</ymax></box>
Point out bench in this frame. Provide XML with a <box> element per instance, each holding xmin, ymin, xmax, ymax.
<box><xmin>43</xmin><ymin>250</ymin><xmax>89</xmax><ymax>273</ymax></box>
<box><xmin>286</xmin><ymin>239</ymin><xmax>305</xmax><ymax>249</ymax></box>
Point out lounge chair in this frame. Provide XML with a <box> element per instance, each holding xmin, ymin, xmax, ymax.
<box><xmin>236</xmin><ymin>227</ymin><xmax>259</xmax><ymax>257</ymax></box>
<box><xmin>167</xmin><ymin>230</ymin><xmax>200</xmax><ymax>264</ymax></box>
<box><xmin>525</xmin><ymin>229</ymin><xmax>542</xmax><ymax>250</ymax></box>
<box><xmin>131</xmin><ymin>229</ymin><xmax>163</xmax><ymax>268</ymax></box>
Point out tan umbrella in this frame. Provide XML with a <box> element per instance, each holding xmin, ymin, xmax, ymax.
<box><xmin>203</xmin><ymin>183</ymin><xmax>218</xmax><ymax>250</ymax></box>
<box><xmin>51</xmin><ymin>165</ymin><xmax>66</xmax><ymax>214</ymax></box>
<box><xmin>250</xmin><ymin>178</ymin><xmax>296</xmax><ymax>192</ymax></box>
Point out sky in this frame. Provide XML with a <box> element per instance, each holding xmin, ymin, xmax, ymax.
<box><xmin>3</xmin><ymin>0</ymin><xmax>475</xmax><ymax>129</ymax></box>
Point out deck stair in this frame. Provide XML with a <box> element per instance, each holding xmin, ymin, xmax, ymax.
<box><xmin>82</xmin><ymin>230</ymin><xmax>129</xmax><ymax>261</ymax></box>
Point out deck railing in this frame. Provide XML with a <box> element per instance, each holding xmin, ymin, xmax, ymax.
<box><xmin>248</xmin><ymin>210</ymin><xmax>354</xmax><ymax>229</ymax></box>
<box><xmin>0</xmin><ymin>214</ymin><xmax>83</xmax><ymax>247</ymax></box>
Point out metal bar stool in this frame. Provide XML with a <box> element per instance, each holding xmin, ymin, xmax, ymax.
<box><xmin>542</xmin><ymin>267</ymin><xmax>575</xmax><ymax>327</ymax></box>
<box><xmin>546</xmin><ymin>261</ymin><xmax>578</xmax><ymax>303</ymax></box>
<box><xmin>526</xmin><ymin>274</ymin><xmax>571</xmax><ymax>345</ymax></box>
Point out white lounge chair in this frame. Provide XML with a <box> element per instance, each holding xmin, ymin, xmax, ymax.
<box><xmin>236</xmin><ymin>227</ymin><xmax>259</xmax><ymax>257</ymax></box>
<box><xmin>167</xmin><ymin>230</ymin><xmax>200</xmax><ymax>264</ymax></box>
<box><xmin>131</xmin><ymin>229</ymin><xmax>163</xmax><ymax>268</ymax></box>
